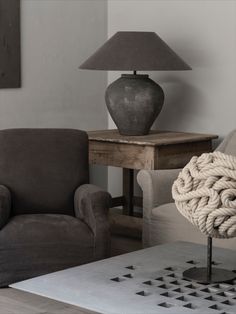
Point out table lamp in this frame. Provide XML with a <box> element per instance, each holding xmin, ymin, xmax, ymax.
<box><xmin>80</xmin><ymin>31</ymin><xmax>191</xmax><ymax>136</ymax></box>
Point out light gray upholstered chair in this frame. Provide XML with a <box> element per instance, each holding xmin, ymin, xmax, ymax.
<box><xmin>137</xmin><ymin>129</ymin><xmax>236</xmax><ymax>250</ymax></box>
<box><xmin>0</xmin><ymin>129</ymin><xmax>111</xmax><ymax>287</ymax></box>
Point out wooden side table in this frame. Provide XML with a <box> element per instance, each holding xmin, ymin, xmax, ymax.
<box><xmin>88</xmin><ymin>129</ymin><xmax>218</xmax><ymax>215</ymax></box>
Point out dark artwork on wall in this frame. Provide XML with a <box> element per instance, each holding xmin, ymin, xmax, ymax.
<box><xmin>0</xmin><ymin>0</ymin><xmax>21</xmax><ymax>88</ymax></box>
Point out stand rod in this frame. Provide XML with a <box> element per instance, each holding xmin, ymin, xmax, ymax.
<box><xmin>183</xmin><ymin>235</ymin><xmax>235</xmax><ymax>283</ymax></box>
<box><xmin>207</xmin><ymin>236</ymin><xmax>212</xmax><ymax>280</ymax></box>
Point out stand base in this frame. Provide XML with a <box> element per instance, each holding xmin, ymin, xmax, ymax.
<box><xmin>183</xmin><ymin>267</ymin><xmax>236</xmax><ymax>284</ymax></box>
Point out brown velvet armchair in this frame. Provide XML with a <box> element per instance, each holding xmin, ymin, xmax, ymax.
<box><xmin>0</xmin><ymin>129</ymin><xmax>111</xmax><ymax>287</ymax></box>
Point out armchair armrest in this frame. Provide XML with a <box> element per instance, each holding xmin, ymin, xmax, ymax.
<box><xmin>74</xmin><ymin>184</ymin><xmax>111</xmax><ymax>232</ymax></box>
<box><xmin>216</xmin><ymin>129</ymin><xmax>236</xmax><ymax>153</ymax></box>
<box><xmin>137</xmin><ymin>169</ymin><xmax>181</xmax><ymax>219</ymax></box>
<box><xmin>74</xmin><ymin>184</ymin><xmax>112</xmax><ymax>258</ymax></box>
<box><xmin>0</xmin><ymin>185</ymin><xmax>11</xmax><ymax>230</ymax></box>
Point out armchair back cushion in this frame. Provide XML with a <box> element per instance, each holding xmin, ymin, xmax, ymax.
<box><xmin>0</xmin><ymin>129</ymin><xmax>89</xmax><ymax>216</ymax></box>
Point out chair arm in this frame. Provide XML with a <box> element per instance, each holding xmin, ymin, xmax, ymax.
<box><xmin>74</xmin><ymin>184</ymin><xmax>111</xmax><ymax>236</ymax></box>
<box><xmin>137</xmin><ymin>169</ymin><xmax>181</xmax><ymax>219</ymax></box>
<box><xmin>0</xmin><ymin>185</ymin><xmax>11</xmax><ymax>230</ymax></box>
<box><xmin>74</xmin><ymin>184</ymin><xmax>112</xmax><ymax>258</ymax></box>
<box><xmin>216</xmin><ymin>129</ymin><xmax>236</xmax><ymax>153</ymax></box>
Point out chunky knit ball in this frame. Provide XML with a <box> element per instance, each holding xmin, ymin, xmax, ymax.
<box><xmin>172</xmin><ymin>152</ymin><xmax>236</xmax><ymax>238</ymax></box>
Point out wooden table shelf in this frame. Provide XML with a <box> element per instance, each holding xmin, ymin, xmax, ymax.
<box><xmin>88</xmin><ymin>129</ymin><xmax>218</xmax><ymax>215</ymax></box>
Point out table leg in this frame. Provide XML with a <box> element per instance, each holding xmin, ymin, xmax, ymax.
<box><xmin>123</xmin><ymin>168</ymin><xmax>134</xmax><ymax>216</ymax></box>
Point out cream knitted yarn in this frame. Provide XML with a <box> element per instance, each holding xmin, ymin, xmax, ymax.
<box><xmin>172</xmin><ymin>151</ymin><xmax>236</xmax><ymax>239</ymax></box>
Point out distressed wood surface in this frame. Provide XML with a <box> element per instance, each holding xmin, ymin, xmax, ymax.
<box><xmin>88</xmin><ymin>129</ymin><xmax>218</xmax><ymax>146</ymax></box>
<box><xmin>123</xmin><ymin>168</ymin><xmax>134</xmax><ymax>215</ymax></box>
<box><xmin>88</xmin><ymin>129</ymin><xmax>217</xmax><ymax>214</ymax></box>
<box><xmin>0</xmin><ymin>0</ymin><xmax>21</xmax><ymax>88</ymax></box>
<box><xmin>88</xmin><ymin>129</ymin><xmax>217</xmax><ymax>169</ymax></box>
<box><xmin>0</xmin><ymin>288</ymin><xmax>98</xmax><ymax>314</ymax></box>
<box><xmin>155</xmin><ymin>140</ymin><xmax>213</xmax><ymax>169</ymax></box>
<box><xmin>89</xmin><ymin>140</ymin><xmax>155</xmax><ymax>170</ymax></box>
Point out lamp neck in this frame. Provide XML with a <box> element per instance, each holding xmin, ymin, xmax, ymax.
<box><xmin>121</xmin><ymin>74</ymin><xmax>149</xmax><ymax>79</ymax></box>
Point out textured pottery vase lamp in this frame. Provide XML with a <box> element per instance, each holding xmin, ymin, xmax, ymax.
<box><xmin>80</xmin><ymin>31</ymin><xmax>191</xmax><ymax>135</ymax></box>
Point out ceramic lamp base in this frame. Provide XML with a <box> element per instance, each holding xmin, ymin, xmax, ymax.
<box><xmin>105</xmin><ymin>74</ymin><xmax>164</xmax><ymax>136</ymax></box>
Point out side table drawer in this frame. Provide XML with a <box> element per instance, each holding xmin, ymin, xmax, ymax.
<box><xmin>89</xmin><ymin>140</ymin><xmax>155</xmax><ymax>170</ymax></box>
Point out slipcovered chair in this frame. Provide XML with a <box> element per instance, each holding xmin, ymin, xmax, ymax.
<box><xmin>137</xmin><ymin>129</ymin><xmax>236</xmax><ymax>250</ymax></box>
<box><xmin>0</xmin><ymin>129</ymin><xmax>111</xmax><ymax>287</ymax></box>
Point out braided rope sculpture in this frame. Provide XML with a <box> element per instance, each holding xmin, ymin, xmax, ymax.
<box><xmin>172</xmin><ymin>151</ymin><xmax>236</xmax><ymax>239</ymax></box>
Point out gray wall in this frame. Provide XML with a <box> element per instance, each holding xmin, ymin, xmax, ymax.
<box><xmin>1</xmin><ymin>1</ymin><xmax>235</xmax><ymax>195</ymax></box>
<box><xmin>0</xmin><ymin>0</ymin><xmax>108</xmax><ymax>188</ymax></box>
<box><xmin>107</xmin><ymin>0</ymin><xmax>236</xmax><ymax>196</ymax></box>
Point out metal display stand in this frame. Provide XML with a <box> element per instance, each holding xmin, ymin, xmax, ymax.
<box><xmin>183</xmin><ymin>237</ymin><xmax>236</xmax><ymax>284</ymax></box>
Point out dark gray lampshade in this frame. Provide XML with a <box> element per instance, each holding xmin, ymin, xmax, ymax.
<box><xmin>79</xmin><ymin>31</ymin><xmax>191</xmax><ymax>71</ymax></box>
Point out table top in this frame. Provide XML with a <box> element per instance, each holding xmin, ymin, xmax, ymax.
<box><xmin>11</xmin><ymin>242</ymin><xmax>236</xmax><ymax>314</ymax></box>
<box><xmin>87</xmin><ymin>129</ymin><xmax>218</xmax><ymax>146</ymax></box>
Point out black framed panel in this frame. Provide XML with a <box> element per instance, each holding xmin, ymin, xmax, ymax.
<box><xmin>0</xmin><ymin>0</ymin><xmax>21</xmax><ymax>88</ymax></box>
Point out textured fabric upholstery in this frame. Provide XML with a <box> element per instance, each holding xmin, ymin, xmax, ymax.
<box><xmin>0</xmin><ymin>214</ymin><xmax>94</xmax><ymax>287</ymax></box>
<box><xmin>137</xmin><ymin>169</ymin><xmax>181</xmax><ymax>219</ymax></box>
<box><xmin>74</xmin><ymin>184</ymin><xmax>111</xmax><ymax>258</ymax></box>
<box><xmin>0</xmin><ymin>129</ymin><xmax>89</xmax><ymax>215</ymax></box>
<box><xmin>216</xmin><ymin>129</ymin><xmax>236</xmax><ymax>155</ymax></box>
<box><xmin>0</xmin><ymin>129</ymin><xmax>111</xmax><ymax>287</ymax></box>
<box><xmin>148</xmin><ymin>203</ymin><xmax>236</xmax><ymax>250</ymax></box>
<box><xmin>0</xmin><ymin>185</ymin><xmax>11</xmax><ymax>230</ymax></box>
<box><xmin>138</xmin><ymin>129</ymin><xmax>236</xmax><ymax>248</ymax></box>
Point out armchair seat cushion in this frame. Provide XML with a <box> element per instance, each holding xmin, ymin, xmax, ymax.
<box><xmin>147</xmin><ymin>203</ymin><xmax>236</xmax><ymax>250</ymax></box>
<box><xmin>0</xmin><ymin>214</ymin><xmax>94</xmax><ymax>286</ymax></box>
